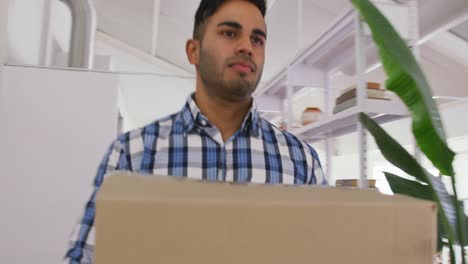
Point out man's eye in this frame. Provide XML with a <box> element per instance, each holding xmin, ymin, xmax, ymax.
<box><xmin>223</xmin><ymin>31</ymin><xmax>236</xmax><ymax>38</ymax></box>
<box><xmin>252</xmin><ymin>36</ymin><xmax>264</xmax><ymax>46</ymax></box>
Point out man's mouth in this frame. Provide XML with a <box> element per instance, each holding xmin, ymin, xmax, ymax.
<box><xmin>228</xmin><ymin>61</ymin><xmax>255</xmax><ymax>74</ymax></box>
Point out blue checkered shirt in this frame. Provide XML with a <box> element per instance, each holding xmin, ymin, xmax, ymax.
<box><xmin>65</xmin><ymin>94</ymin><xmax>325</xmax><ymax>263</ymax></box>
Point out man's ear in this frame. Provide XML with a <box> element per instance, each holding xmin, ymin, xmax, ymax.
<box><xmin>186</xmin><ymin>39</ymin><xmax>200</xmax><ymax>65</ymax></box>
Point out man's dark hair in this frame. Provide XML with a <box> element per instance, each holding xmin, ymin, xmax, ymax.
<box><xmin>193</xmin><ymin>0</ymin><xmax>267</xmax><ymax>40</ymax></box>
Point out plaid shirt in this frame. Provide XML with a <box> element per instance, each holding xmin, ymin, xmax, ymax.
<box><xmin>65</xmin><ymin>94</ymin><xmax>325</xmax><ymax>263</ymax></box>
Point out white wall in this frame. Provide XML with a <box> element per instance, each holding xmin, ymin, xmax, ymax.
<box><xmin>93</xmin><ymin>31</ymin><xmax>196</xmax><ymax>132</ymax></box>
<box><xmin>0</xmin><ymin>0</ymin><xmax>9</xmax><ymax>65</ymax></box>
<box><xmin>328</xmin><ymin>138</ymin><xmax>468</xmax><ymax>199</ymax></box>
<box><xmin>325</xmin><ymin>118</ymin><xmax>468</xmax><ymax>199</ymax></box>
<box><xmin>48</xmin><ymin>0</ymin><xmax>71</xmax><ymax>65</ymax></box>
<box><xmin>7</xmin><ymin>0</ymin><xmax>50</xmax><ymax>65</ymax></box>
<box><xmin>453</xmin><ymin>152</ymin><xmax>468</xmax><ymax>199</ymax></box>
<box><xmin>0</xmin><ymin>66</ymin><xmax>119</xmax><ymax>264</ymax></box>
<box><xmin>118</xmin><ymin>74</ymin><xmax>195</xmax><ymax>131</ymax></box>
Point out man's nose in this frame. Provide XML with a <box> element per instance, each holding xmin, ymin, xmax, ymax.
<box><xmin>235</xmin><ymin>36</ymin><xmax>253</xmax><ymax>57</ymax></box>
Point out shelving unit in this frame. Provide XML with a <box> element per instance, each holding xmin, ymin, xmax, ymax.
<box><xmin>290</xmin><ymin>98</ymin><xmax>408</xmax><ymax>140</ymax></box>
<box><xmin>254</xmin><ymin>1</ymin><xmax>419</xmax><ymax>187</ymax></box>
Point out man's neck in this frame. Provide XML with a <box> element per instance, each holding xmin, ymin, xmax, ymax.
<box><xmin>194</xmin><ymin>90</ymin><xmax>252</xmax><ymax>142</ymax></box>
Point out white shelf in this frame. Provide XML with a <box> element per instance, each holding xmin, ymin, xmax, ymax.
<box><xmin>254</xmin><ymin>1</ymin><xmax>417</xmax><ymax>185</ymax></box>
<box><xmin>256</xmin><ymin>9</ymin><xmax>364</xmax><ymax>98</ymax></box>
<box><xmin>290</xmin><ymin>98</ymin><xmax>408</xmax><ymax>142</ymax></box>
<box><xmin>289</xmin><ymin>9</ymin><xmax>357</xmax><ymax>70</ymax></box>
<box><xmin>256</xmin><ymin>3</ymin><xmax>410</xmax><ymax>98</ymax></box>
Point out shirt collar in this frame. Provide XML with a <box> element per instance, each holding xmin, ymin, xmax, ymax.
<box><xmin>178</xmin><ymin>93</ymin><xmax>260</xmax><ymax>137</ymax></box>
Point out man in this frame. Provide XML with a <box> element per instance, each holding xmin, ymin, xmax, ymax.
<box><xmin>65</xmin><ymin>0</ymin><xmax>326</xmax><ymax>263</ymax></box>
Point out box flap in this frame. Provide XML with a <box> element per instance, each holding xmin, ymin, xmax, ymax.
<box><xmin>98</xmin><ymin>172</ymin><xmax>434</xmax><ymax>207</ymax></box>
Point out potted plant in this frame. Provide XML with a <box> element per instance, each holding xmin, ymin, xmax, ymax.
<box><xmin>351</xmin><ymin>0</ymin><xmax>468</xmax><ymax>263</ymax></box>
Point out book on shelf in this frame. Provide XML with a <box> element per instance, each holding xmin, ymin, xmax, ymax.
<box><xmin>335</xmin><ymin>88</ymin><xmax>390</xmax><ymax>105</ymax></box>
<box><xmin>333</xmin><ymin>98</ymin><xmax>357</xmax><ymax>114</ymax></box>
<box><xmin>341</xmin><ymin>82</ymin><xmax>381</xmax><ymax>94</ymax></box>
<box><xmin>333</xmin><ymin>82</ymin><xmax>392</xmax><ymax>114</ymax></box>
<box><xmin>335</xmin><ymin>179</ymin><xmax>376</xmax><ymax>188</ymax></box>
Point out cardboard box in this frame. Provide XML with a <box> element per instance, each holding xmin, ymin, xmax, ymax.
<box><xmin>95</xmin><ymin>172</ymin><xmax>437</xmax><ymax>264</ymax></box>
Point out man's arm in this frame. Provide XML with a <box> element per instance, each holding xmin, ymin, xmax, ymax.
<box><xmin>307</xmin><ymin>144</ymin><xmax>327</xmax><ymax>186</ymax></box>
<box><xmin>65</xmin><ymin>139</ymin><xmax>130</xmax><ymax>264</ymax></box>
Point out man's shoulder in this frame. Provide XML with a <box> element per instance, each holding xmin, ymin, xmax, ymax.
<box><xmin>114</xmin><ymin>113</ymin><xmax>178</xmax><ymax>146</ymax></box>
<box><xmin>259</xmin><ymin>118</ymin><xmax>320</xmax><ymax>160</ymax></box>
<box><xmin>259</xmin><ymin>118</ymin><xmax>303</xmax><ymax>144</ymax></box>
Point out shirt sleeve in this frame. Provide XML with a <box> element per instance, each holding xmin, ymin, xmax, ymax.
<box><xmin>64</xmin><ymin>139</ymin><xmax>130</xmax><ymax>264</ymax></box>
<box><xmin>307</xmin><ymin>144</ymin><xmax>327</xmax><ymax>186</ymax></box>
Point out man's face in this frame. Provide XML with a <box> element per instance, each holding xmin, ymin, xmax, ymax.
<box><xmin>195</xmin><ymin>0</ymin><xmax>267</xmax><ymax>102</ymax></box>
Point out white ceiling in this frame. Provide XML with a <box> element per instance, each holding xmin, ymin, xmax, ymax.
<box><xmin>86</xmin><ymin>0</ymin><xmax>468</xmax><ymax>155</ymax></box>
<box><xmin>451</xmin><ymin>19</ymin><xmax>468</xmax><ymax>41</ymax></box>
<box><xmin>156</xmin><ymin>0</ymin><xmax>200</xmax><ymax>72</ymax></box>
<box><xmin>92</xmin><ymin>0</ymin><xmax>468</xmax><ymax>97</ymax></box>
<box><xmin>263</xmin><ymin>0</ymin><xmax>350</xmax><ymax>80</ymax></box>
<box><xmin>94</xmin><ymin>0</ymin><xmax>353</xmax><ymax>78</ymax></box>
<box><xmin>94</xmin><ymin>0</ymin><xmax>157</xmax><ymax>53</ymax></box>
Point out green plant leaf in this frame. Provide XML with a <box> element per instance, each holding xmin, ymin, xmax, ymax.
<box><xmin>350</xmin><ymin>0</ymin><xmax>455</xmax><ymax>176</ymax></box>
<box><xmin>359</xmin><ymin>113</ymin><xmax>457</xmax><ymax>246</ymax></box>
<box><xmin>384</xmin><ymin>172</ymin><xmax>445</xmax><ymax>250</ymax></box>
<box><xmin>384</xmin><ymin>172</ymin><xmax>432</xmax><ymax>200</ymax></box>
<box><xmin>385</xmin><ymin>172</ymin><xmax>468</xmax><ymax>248</ymax></box>
<box><xmin>437</xmin><ymin>214</ymin><xmax>445</xmax><ymax>252</ymax></box>
<box><xmin>452</xmin><ymin>201</ymin><xmax>468</xmax><ymax>246</ymax></box>
<box><xmin>360</xmin><ymin>113</ymin><xmax>425</xmax><ymax>182</ymax></box>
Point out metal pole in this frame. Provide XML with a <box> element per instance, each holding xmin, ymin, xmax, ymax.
<box><xmin>59</xmin><ymin>0</ymin><xmax>97</xmax><ymax>69</ymax></box>
<box><xmin>286</xmin><ymin>72</ymin><xmax>294</xmax><ymax>129</ymax></box>
<box><xmin>324</xmin><ymin>72</ymin><xmax>333</xmax><ymax>184</ymax></box>
<box><xmin>325</xmin><ymin>138</ymin><xmax>333</xmax><ymax>186</ymax></box>
<box><xmin>355</xmin><ymin>13</ymin><xmax>368</xmax><ymax>189</ymax></box>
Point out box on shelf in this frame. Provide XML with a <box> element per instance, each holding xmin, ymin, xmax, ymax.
<box><xmin>333</xmin><ymin>97</ymin><xmax>358</xmax><ymax>114</ymax></box>
<box><xmin>336</xmin><ymin>87</ymin><xmax>389</xmax><ymax>104</ymax></box>
<box><xmin>335</xmin><ymin>179</ymin><xmax>377</xmax><ymax>188</ymax></box>
<box><xmin>95</xmin><ymin>172</ymin><xmax>437</xmax><ymax>264</ymax></box>
<box><xmin>333</xmin><ymin>82</ymin><xmax>393</xmax><ymax>114</ymax></box>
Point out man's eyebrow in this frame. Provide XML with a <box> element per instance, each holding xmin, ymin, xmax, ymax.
<box><xmin>218</xmin><ymin>21</ymin><xmax>267</xmax><ymax>39</ymax></box>
<box><xmin>217</xmin><ymin>21</ymin><xmax>242</xmax><ymax>29</ymax></box>
<box><xmin>253</xmin><ymin>29</ymin><xmax>267</xmax><ymax>39</ymax></box>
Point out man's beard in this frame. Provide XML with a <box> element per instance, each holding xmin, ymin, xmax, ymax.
<box><xmin>197</xmin><ymin>46</ymin><xmax>262</xmax><ymax>102</ymax></box>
